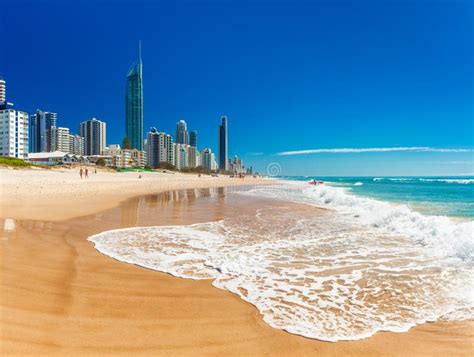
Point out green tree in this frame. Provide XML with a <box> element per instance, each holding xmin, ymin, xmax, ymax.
<box><xmin>96</xmin><ymin>158</ymin><xmax>107</xmax><ymax>167</ymax></box>
<box><xmin>122</xmin><ymin>136</ymin><xmax>131</xmax><ymax>150</ymax></box>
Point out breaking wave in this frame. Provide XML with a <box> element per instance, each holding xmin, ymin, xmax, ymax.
<box><xmin>88</xmin><ymin>182</ymin><xmax>474</xmax><ymax>341</ymax></box>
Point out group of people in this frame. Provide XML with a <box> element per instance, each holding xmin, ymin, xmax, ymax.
<box><xmin>79</xmin><ymin>167</ymin><xmax>97</xmax><ymax>179</ymax></box>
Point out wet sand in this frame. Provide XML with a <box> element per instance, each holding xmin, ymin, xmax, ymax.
<box><xmin>1</xmin><ymin>187</ymin><xmax>473</xmax><ymax>356</ymax></box>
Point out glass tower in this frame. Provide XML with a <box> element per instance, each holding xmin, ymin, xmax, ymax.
<box><xmin>29</xmin><ymin>110</ymin><xmax>57</xmax><ymax>152</ymax></box>
<box><xmin>125</xmin><ymin>42</ymin><xmax>144</xmax><ymax>150</ymax></box>
<box><xmin>175</xmin><ymin>120</ymin><xmax>189</xmax><ymax>144</ymax></box>
<box><xmin>190</xmin><ymin>130</ymin><xmax>197</xmax><ymax>148</ymax></box>
<box><xmin>218</xmin><ymin>116</ymin><xmax>228</xmax><ymax>171</ymax></box>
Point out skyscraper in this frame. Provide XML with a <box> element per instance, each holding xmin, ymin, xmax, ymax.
<box><xmin>79</xmin><ymin>118</ymin><xmax>106</xmax><ymax>155</ymax></box>
<box><xmin>0</xmin><ymin>79</ymin><xmax>5</xmax><ymax>103</ymax></box>
<box><xmin>175</xmin><ymin>120</ymin><xmax>189</xmax><ymax>144</ymax></box>
<box><xmin>218</xmin><ymin>116</ymin><xmax>228</xmax><ymax>171</ymax></box>
<box><xmin>190</xmin><ymin>130</ymin><xmax>197</xmax><ymax>148</ymax></box>
<box><xmin>125</xmin><ymin>42</ymin><xmax>144</xmax><ymax>150</ymax></box>
<box><xmin>29</xmin><ymin>110</ymin><xmax>57</xmax><ymax>152</ymax></box>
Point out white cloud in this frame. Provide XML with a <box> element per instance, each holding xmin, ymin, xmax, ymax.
<box><xmin>277</xmin><ymin>147</ymin><xmax>473</xmax><ymax>156</ymax></box>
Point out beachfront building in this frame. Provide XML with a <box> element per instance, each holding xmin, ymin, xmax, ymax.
<box><xmin>146</xmin><ymin>127</ymin><xmax>174</xmax><ymax>168</ymax></box>
<box><xmin>195</xmin><ymin>151</ymin><xmax>202</xmax><ymax>167</ymax></box>
<box><xmin>125</xmin><ymin>42</ymin><xmax>144</xmax><ymax>150</ymax></box>
<box><xmin>69</xmin><ymin>134</ymin><xmax>85</xmax><ymax>155</ymax></box>
<box><xmin>0</xmin><ymin>105</ymin><xmax>29</xmax><ymax>159</ymax></box>
<box><xmin>187</xmin><ymin>145</ymin><xmax>197</xmax><ymax>168</ymax></box>
<box><xmin>190</xmin><ymin>130</ymin><xmax>197</xmax><ymax>148</ymax></box>
<box><xmin>28</xmin><ymin>151</ymin><xmax>90</xmax><ymax>166</ymax></box>
<box><xmin>29</xmin><ymin>109</ymin><xmax>57</xmax><ymax>152</ymax></box>
<box><xmin>0</xmin><ymin>79</ymin><xmax>5</xmax><ymax>103</ymax></box>
<box><xmin>79</xmin><ymin>118</ymin><xmax>106</xmax><ymax>155</ymax></box>
<box><xmin>174</xmin><ymin>143</ymin><xmax>189</xmax><ymax>170</ymax></box>
<box><xmin>49</xmin><ymin>127</ymin><xmax>70</xmax><ymax>153</ymax></box>
<box><xmin>211</xmin><ymin>153</ymin><xmax>218</xmax><ymax>170</ymax></box>
<box><xmin>175</xmin><ymin>119</ymin><xmax>189</xmax><ymax>145</ymax></box>
<box><xmin>232</xmin><ymin>155</ymin><xmax>245</xmax><ymax>174</ymax></box>
<box><xmin>104</xmin><ymin>145</ymin><xmax>146</xmax><ymax>168</ymax></box>
<box><xmin>218</xmin><ymin>115</ymin><xmax>228</xmax><ymax>171</ymax></box>
<box><xmin>201</xmin><ymin>148</ymin><xmax>215</xmax><ymax>171</ymax></box>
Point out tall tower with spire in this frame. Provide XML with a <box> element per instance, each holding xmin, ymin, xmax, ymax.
<box><xmin>125</xmin><ymin>41</ymin><xmax>144</xmax><ymax>150</ymax></box>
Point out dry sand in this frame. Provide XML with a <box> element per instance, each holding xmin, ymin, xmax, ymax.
<box><xmin>0</xmin><ymin>167</ymin><xmax>270</xmax><ymax>221</ymax></box>
<box><xmin>0</xmin><ymin>168</ymin><xmax>472</xmax><ymax>356</ymax></box>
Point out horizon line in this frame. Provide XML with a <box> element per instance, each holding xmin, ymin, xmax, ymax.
<box><xmin>277</xmin><ymin>146</ymin><xmax>474</xmax><ymax>156</ymax></box>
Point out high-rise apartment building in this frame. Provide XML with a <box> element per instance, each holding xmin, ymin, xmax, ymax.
<box><xmin>125</xmin><ymin>42</ymin><xmax>144</xmax><ymax>150</ymax></box>
<box><xmin>79</xmin><ymin>118</ymin><xmax>106</xmax><ymax>155</ymax></box>
<box><xmin>0</xmin><ymin>79</ymin><xmax>5</xmax><ymax>103</ymax></box>
<box><xmin>175</xmin><ymin>120</ymin><xmax>189</xmax><ymax>145</ymax></box>
<box><xmin>30</xmin><ymin>110</ymin><xmax>57</xmax><ymax>152</ymax></box>
<box><xmin>0</xmin><ymin>106</ymin><xmax>29</xmax><ymax>159</ymax></box>
<box><xmin>146</xmin><ymin>127</ymin><xmax>174</xmax><ymax>168</ymax></box>
<box><xmin>49</xmin><ymin>127</ymin><xmax>70</xmax><ymax>152</ymax></box>
<box><xmin>190</xmin><ymin>130</ymin><xmax>197</xmax><ymax>148</ymax></box>
<box><xmin>201</xmin><ymin>148</ymin><xmax>215</xmax><ymax>171</ymax></box>
<box><xmin>174</xmin><ymin>143</ymin><xmax>189</xmax><ymax>170</ymax></box>
<box><xmin>69</xmin><ymin>134</ymin><xmax>85</xmax><ymax>155</ymax></box>
<box><xmin>187</xmin><ymin>145</ymin><xmax>197</xmax><ymax>168</ymax></box>
<box><xmin>218</xmin><ymin>116</ymin><xmax>228</xmax><ymax>171</ymax></box>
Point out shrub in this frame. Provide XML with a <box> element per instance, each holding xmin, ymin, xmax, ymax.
<box><xmin>0</xmin><ymin>156</ymin><xmax>32</xmax><ymax>167</ymax></box>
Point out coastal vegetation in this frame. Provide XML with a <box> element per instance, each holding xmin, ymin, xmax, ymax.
<box><xmin>0</xmin><ymin>156</ymin><xmax>32</xmax><ymax>167</ymax></box>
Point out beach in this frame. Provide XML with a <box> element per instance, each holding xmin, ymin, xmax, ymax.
<box><xmin>1</xmin><ymin>168</ymin><xmax>472</xmax><ymax>356</ymax></box>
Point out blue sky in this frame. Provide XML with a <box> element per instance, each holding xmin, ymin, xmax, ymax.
<box><xmin>2</xmin><ymin>0</ymin><xmax>472</xmax><ymax>176</ymax></box>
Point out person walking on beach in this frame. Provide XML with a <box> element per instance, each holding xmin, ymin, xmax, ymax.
<box><xmin>80</xmin><ymin>168</ymin><xmax>83</xmax><ymax>179</ymax></box>
<box><xmin>85</xmin><ymin>168</ymin><xmax>89</xmax><ymax>179</ymax></box>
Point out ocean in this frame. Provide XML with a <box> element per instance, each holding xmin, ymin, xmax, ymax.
<box><xmin>89</xmin><ymin>176</ymin><xmax>474</xmax><ymax>342</ymax></box>
<box><xmin>282</xmin><ymin>176</ymin><xmax>474</xmax><ymax>219</ymax></box>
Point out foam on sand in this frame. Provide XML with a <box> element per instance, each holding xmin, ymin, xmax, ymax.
<box><xmin>89</xmin><ymin>183</ymin><xmax>473</xmax><ymax>341</ymax></box>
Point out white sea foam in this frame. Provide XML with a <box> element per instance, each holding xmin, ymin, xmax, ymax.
<box><xmin>372</xmin><ymin>177</ymin><xmax>473</xmax><ymax>184</ymax></box>
<box><xmin>419</xmin><ymin>178</ymin><xmax>474</xmax><ymax>184</ymax></box>
<box><xmin>354</xmin><ymin>182</ymin><xmax>363</xmax><ymax>186</ymax></box>
<box><xmin>89</xmin><ymin>182</ymin><xmax>474</xmax><ymax>342</ymax></box>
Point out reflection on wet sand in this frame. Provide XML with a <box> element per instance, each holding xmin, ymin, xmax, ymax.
<box><xmin>118</xmin><ymin>187</ymin><xmax>232</xmax><ymax>228</ymax></box>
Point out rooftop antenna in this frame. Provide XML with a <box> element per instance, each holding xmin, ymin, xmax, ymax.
<box><xmin>139</xmin><ymin>40</ymin><xmax>142</xmax><ymax>64</ymax></box>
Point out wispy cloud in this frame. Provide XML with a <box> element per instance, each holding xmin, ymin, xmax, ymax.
<box><xmin>277</xmin><ymin>147</ymin><xmax>473</xmax><ymax>156</ymax></box>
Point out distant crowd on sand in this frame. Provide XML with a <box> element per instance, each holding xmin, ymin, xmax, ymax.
<box><xmin>79</xmin><ymin>167</ymin><xmax>97</xmax><ymax>179</ymax></box>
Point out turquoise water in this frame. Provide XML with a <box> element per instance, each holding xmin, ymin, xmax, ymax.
<box><xmin>280</xmin><ymin>176</ymin><xmax>474</xmax><ymax>219</ymax></box>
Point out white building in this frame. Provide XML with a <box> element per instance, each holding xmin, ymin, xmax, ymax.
<box><xmin>211</xmin><ymin>153</ymin><xmax>218</xmax><ymax>171</ymax></box>
<box><xmin>0</xmin><ymin>107</ymin><xmax>29</xmax><ymax>159</ymax></box>
<box><xmin>69</xmin><ymin>134</ymin><xmax>85</xmax><ymax>155</ymax></box>
<box><xmin>103</xmin><ymin>145</ymin><xmax>146</xmax><ymax>168</ymax></box>
<box><xmin>201</xmin><ymin>148</ymin><xmax>213</xmax><ymax>171</ymax></box>
<box><xmin>28</xmin><ymin>151</ymin><xmax>90</xmax><ymax>166</ymax></box>
<box><xmin>195</xmin><ymin>151</ymin><xmax>202</xmax><ymax>168</ymax></box>
<box><xmin>0</xmin><ymin>79</ymin><xmax>5</xmax><ymax>103</ymax></box>
<box><xmin>174</xmin><ymin>143</ymin><xmax>190</xmax><ymax>170</ymax></box>
<box><xmin>49</xmin><ymin>127</ymin><xmax>70</xmax><ymax>153</ymax></box>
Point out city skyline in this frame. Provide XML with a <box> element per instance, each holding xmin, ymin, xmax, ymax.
<box><xmin>2</xmin><ymin>0</ymin><xmax>472</xmax><ymax>175</ymax></box>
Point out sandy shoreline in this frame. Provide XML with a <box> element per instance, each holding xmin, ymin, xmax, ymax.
<box><xmin>1</xmin><ymin>168</ymin><xmax>473</xmax><ymax>356</ymax></box>
<box><xmin>0</xmin><ymin>167</ymin><xmax>271</xmax><ymax>221</ymax></box>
